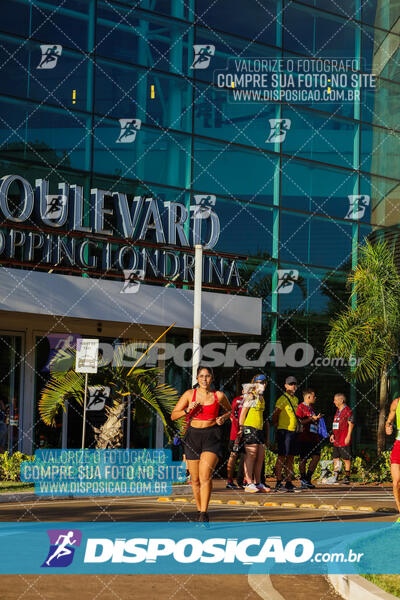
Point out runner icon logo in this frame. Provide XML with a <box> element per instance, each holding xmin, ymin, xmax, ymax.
<box><xmin>191</xmin><ymin>195</ymin><xmax>217</xmax><ymax>219</ymax></box>
<box><xmin>116</xmin><ymin>119</ymin><xmax>142</xmax><ymax>143</ymax></box>
<box><xmin>276</xmin><ymin>269</ymin><xmax>299</xmax><ymax>294</ymax></box>
<box><xmin>266</xmin><ymin>119</ymin><xmax>291</xmax><ymax>143</ymax></box>
<box><xmin>190</xmin><ymin>45</ymin><xmax>215</xmax><ymax>69</ymax></box>
<box><xmin>121</xmin><ymin>269</ymin><xmax>145</xmax><ymax>294</ymax></box>
<box><xmin>87</xmin><ymin>386</ymin><xmax>110</xmax><ymax>411</ymax></box>
<box><xmin>45</xmin><ymin>194</ymin><xmax>68</xmax><ymax>220</ymax></box>
<box><xmin>345</xmin><ymin>195</ymin><xmax>370</xmax><ymax>220</ymax></box>
<box><xmin>42</xmin><ymin>529</ymin><xmax>82</xmax><ymax>568</ymax></box>
<box><xmin>37</xmin><ymin>45</ymin><xmax>62</xmax><ymax>69</ymax></box>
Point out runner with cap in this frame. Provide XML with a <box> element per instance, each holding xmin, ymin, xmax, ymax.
<box><xmin>385</xmin><ymin>397</ymin><xmax>400</xmax><ymax>514</ymax></box>
<box><xmin>238</xmin><ymin>374</ymin><xmax>271</xmax><ymax>493</ymax></box>
<box><xmin>271</xmin><ymin>376</ymin><xmax>300</xmax><ymax>492</ymax></box>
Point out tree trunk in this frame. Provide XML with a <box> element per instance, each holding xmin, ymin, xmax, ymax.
<box><xmin>377</xmin><ymin>369</ymin><xmax>388</xmax><ymax>455</ymax></box>
<box><xmin>94</xmin><ymin>401</ymin><xmax>125</xmax><ymax>449</ymax></box>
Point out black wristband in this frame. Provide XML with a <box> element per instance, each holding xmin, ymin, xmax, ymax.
<box><xmin>184</xmin><ymin>408</ymin><xmax>188</xmax><ymax>415</ymax></box>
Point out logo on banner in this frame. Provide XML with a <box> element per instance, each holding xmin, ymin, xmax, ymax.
<box><xmin>87</xmin><ymin>386</ymin><xmax>110</xmax><ymax>411</ymax></box>
<box><xmin>345</xmin><ymin>195</ymin><xmax>370</xmax><ymax>220</ymax></box>
<box><xmin>37</xmin><ymin>45</ymin><xmax>62</xmax><ymax>69</ymax></box>
<box><xmin>190</xmin><ymin>45</ymin><xmax>215</xmax><ymax>69</ymax></box>
<box><xmin>116</xmin><ymin>119</ymin><xmax>142</xmax><ymax>143</ymax></box>
<box><xmin>191</xmin><ymin>195</ymin><xmax>217</xmax><ymax>219</ymax></box>
<box><xmin>42</xmin><ymin>529</ymin><xmax>82</xmax><ymax>568</ymax></box>
<box><xmin>45</xmin><ymin>194</ymin><xmax>67</xmax><ymax>220</ymax></box>
<box><xmin>276</xmin><ymin>269</ymin><xmax>299</xmax><ymax>294</ymax></box>
<box><xmin>121</xmin><ymin>269</ymin><xmax>145</xmax><ymax>294</ymax></box>
<box><xmin>266</xmin><ymin>118</ymin><xmax>291</xmax><ymax>143</ymax></box>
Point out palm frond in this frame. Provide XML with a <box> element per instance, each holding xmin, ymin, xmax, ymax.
<box><xmin>39</xmin><ymin>370</ymin><xmax>85</xmax><ymax>425</ymax></box>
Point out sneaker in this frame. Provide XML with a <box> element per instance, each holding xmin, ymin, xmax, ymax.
<box><xmin>274</xmin><ymin>480</ymin><xmax>284</xmax><ymax>492</ymax></box>
<box><xmin>300</xmin><ymin>479</ymin><xmax>316</xmax><ymax>489</ymax></box>
<box><xmin>256</xmin><ymin>483</ymin><xmax>271</xmax><ymax>492</ymax></box>
<box><xmin>284</xmin><ymin>481</ymin><xmax>295</xmax><ymax>492</ymax></box>
<box><xmin>198</xmin><ymin>511</ymin><xmax>209</xmax><ymax>522</ymax></box>
<box><xmin>226</xmin><ymin>481</ymin><xmax>239</xmax><ymax>490</ymax></box>
<box><xmin>237</xmin><ymin>481</ymin><xmax>246</xmax><ymax>489</ymax></box>
<box><xmin>343</xmin><ymin>476</ymin><xmax>350</xmax><ymax>485</ymax></box>
<box><xmin>245</xmin><ymin>483</ymin><xmax>260</xmax><ymax>493</ymax></box>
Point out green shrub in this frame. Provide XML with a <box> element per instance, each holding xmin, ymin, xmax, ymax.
<box><xmin>0</xmin><ymin>452</ymin><xmax>34</xmax><ymax>481</ymax></box>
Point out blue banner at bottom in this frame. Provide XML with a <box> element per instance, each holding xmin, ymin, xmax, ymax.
<box><xmin>0</xmin><ymin>522</ymin><xmax>398</xmax><ymax>574</ymax></box>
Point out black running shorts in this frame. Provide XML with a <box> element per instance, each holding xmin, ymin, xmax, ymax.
<box><xmin>183</xmin><ymin>425</ymin><xmax>223</xmax><ymax>460</ymax></box>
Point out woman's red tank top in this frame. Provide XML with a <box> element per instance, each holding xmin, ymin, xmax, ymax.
<box><xmin>190</xmin><ymin>389</ymin><xmax>219</xmax><ymax>421</ymax></box>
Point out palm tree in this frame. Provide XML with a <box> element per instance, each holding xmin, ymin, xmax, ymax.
<box><xmin>39</xmin><ymin>343</ymin><xmax>180</xmax><ymax>449</ymax></box>
<box><xmin>325</xmin><ymin>240</ymin><xmax>400</xmax><ymax>454</ymax></box>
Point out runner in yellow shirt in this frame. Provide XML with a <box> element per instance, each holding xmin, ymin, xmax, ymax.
<box><xmin>271</xmin><ymin>376</ymin><xmax>300</xmax><ymax>492</ymax></box>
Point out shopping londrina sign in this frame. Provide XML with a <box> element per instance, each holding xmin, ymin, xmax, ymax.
<box><xmin>0</xmin><ymin>174</ymin><xmax>241</xmax><ymax>287</ymax></box>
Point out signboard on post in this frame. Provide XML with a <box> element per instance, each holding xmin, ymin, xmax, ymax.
<box><xmin>75</xmin><ymin>339</ymin><xmax>99</xmax><ymax>449</ymax></box>
<box><xmin>75</xmin><ymin>339</ymin><xmax>99</xmax><ymax>374</ymax></box>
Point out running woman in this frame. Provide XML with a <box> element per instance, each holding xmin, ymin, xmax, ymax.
<box><xmin>385</xmin><ymin>397</ymin><xmax>400</xmax><ymax>514</ymax></box>
<box><xmin>171</xmin><ymin>366</ymin><xmax>231</xmax><ymax>523</ymax></box>
<box><xmin>238</xmin><ymin>374</ymin><xmax>270</xmax><ymax>493</ymax></box>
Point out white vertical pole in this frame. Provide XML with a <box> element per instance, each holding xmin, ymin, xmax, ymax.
<box><xmin>192</xmin><ymin>244</ymin><xmax>203</xmax><ymax>386</ymax></box>
<box><xmin>81</xmin><ymin>373</ymin><xmax>88</xmax><ymax>449</ymax></box>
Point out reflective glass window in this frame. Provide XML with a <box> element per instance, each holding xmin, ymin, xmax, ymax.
<box><xmin>210</xmin><ymin>198</ymin><xmax>274</xmax><ymax>256</ymax></box>
<box><xmin>193</xmin><ymin>137</ymin><xmax>277</xmax><ymax>202</ymax></box>
<box><xmin>282</xmin><ymin>106</ymin><xmax>357</xmax><ymax>168</ymax></box>
<box><xmin>1</xmin><ymin>0</ymin><xmax>31</xmax><ymax>37</ymax></box>
<box><xmin>93</xmin><ymin>119</ymin><xmax>191</xmax><ymax>187</ymax></box>
<box><xmin>195</xmin><ymin>0</ymin><xmax>278</xmax><ymax>47</ymax></box>
<box><xmin>294</xmin><ymin>0</ymin><xmax>360</xmax><ymax>20</ymax></box>
<box><xmin>283</xmin><ymin>5</ymin><xmax>359</xmax><ymax>58</ymax></box>
<box><xmin>194</xmin><ymin>83</ymin><xmax>278</xmax><ymax>147</ymax></box>
<box><xmin>281</xmin><ymin>159</ymin><xmax>358</xmax><ymax>219</ymax></box>
<box><xmin>0</xmin><ymin>98</ymin><xmax>90</xmax><ymax>171</ymax></box>
<box><xmin>362</xmin><ymin>0</ymin><xmax>400</xmax><ymax>31</ymax></box>
<box><xmin>31</xmin><ymin>0</ymin><xmax>90</xmax><ymax>52</ymax></box>
<box><xmin>97</xmin><ymin>3</ymin><xmax>191</xmax><ymax>76</ymax></box>
<box><xmin>280</xmin><ymin>212</ymin><xmax>353</xmax><ymax>268</ymax></box>
<box><xmin>95</xmin><ymin>60</ymin><xmax>192</xmax><ymax>133</ymax></box>
<box><xmin>194</xmin><ymin>27</ymin><xmax>280</xmax><ymax>85</ymax></box>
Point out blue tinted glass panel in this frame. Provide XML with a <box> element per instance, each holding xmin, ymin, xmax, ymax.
<box><xmin>195</xmin><ymin>28</ymin><xmax>280</xmax><ymax>84</ymax></box>
<box><xmin>193</xmin><ymin>137</ymin><xmax>277</xmax><ymax>202</ymax></box>
<box><xmin>295</xmin><ymin>0</ymin><xmax>360</xmax><ymax>19</ymax></box>
<box><xmin>0</xmin><ymin>36</ymin><xmax>29</xmax><ymax>99</ymax></box>
<box><xmin>97</xmin><ymin>3</ymin><xmax>191</xmax><ymax>76</ymax></box>
<box><xmin>0</xmin><ymin>98</ymin><xmax>89</xmax><ymax>170</ymax></box>
<box><xmin>212</xmin><ymin>199</ymin><xmax>273</xmax><ymax>256</ymax></box>
<box><xmin>29</xmin><ymin>45</ymin><xmax>88</xmax><ymax>112</ymax></box>
<box><xmin>31</xmin><ymin>1</ymin><xmax>90</xmax><ymax>51</ymax></box>
<box><xmin>95</xmin><ymin>60</ymin><xmax>192</xmax><ymax>132</ymax></box>
<box><xmin>93</xmin><ymin>120</ymin><xmax>191</xmax><ymax>187</ymax></box>
<box><xmin>310</xmin><ymin>217</ymin><xmax>353</xmax><ymax>268</ymax></box>
<box><xmin>282</xmin><ymin>106</ymin><xmax>356</xmax><ymax>168</ymax></box>
<box><xmin>195</xmin><ymin>0</ymin><xmax>278</xmax><ymax>47</ymax></box>
<box><xmin>278</xmin><ymin>265</ymin><xmax>348</xmax><ymax>316</ymax></box>
<box><xmin>194</xmin><ymin>83</ymin><xmax>278</xmax><ymax>147</ymax></box>
<box><xmin>1</xmin><ymin>0</ymin><xmax>31</xmax><ymax>37</ymax></box>
<box><xmin>283</xmin><ymin>5</ymin><xmax>358</xmax><ymax>58</ymax></box>
<box><xmin>280</xmin><ymin>212</ymin><xmax>353</xmax><ymax>268</ymax></box>
<box><xmin>281</xmin><ymin>159</ymin><xmax>358</xmax><ymax>218</ymax></box>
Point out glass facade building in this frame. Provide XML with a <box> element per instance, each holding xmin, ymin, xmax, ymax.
<box><xmin>1</xmin><ymin>0</ymin><xmax>400</xmax><ymax>451</ymax></box>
